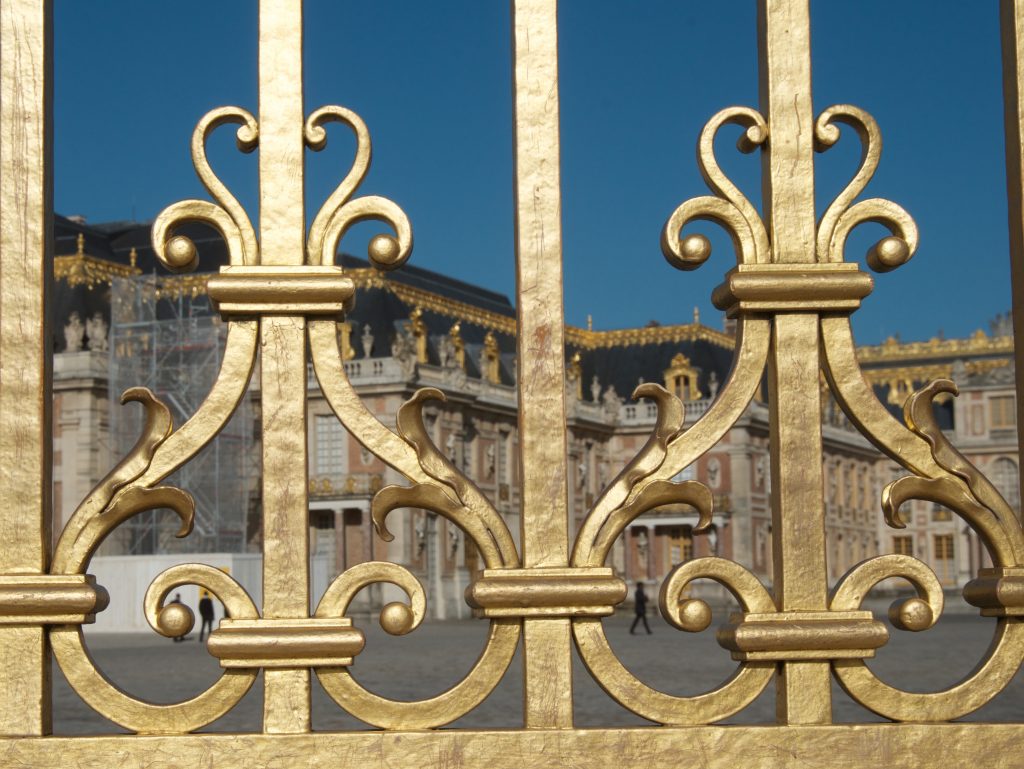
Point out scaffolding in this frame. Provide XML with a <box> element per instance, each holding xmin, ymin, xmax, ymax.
<box><xmin>108</xmin><ymin>274</ymin><xmax>258</xmax><ymax>555</ymax></box>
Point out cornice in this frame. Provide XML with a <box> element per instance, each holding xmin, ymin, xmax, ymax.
<box><xmin>860</xmin><ymin>358</ymin><xmax>1012</xmax><ymax>385</ymax></box>
<box><xmin>857</xmin><ymin>331</ymin><xmax>1014</xmax><ymax>365</ymax></box>
<box><xmin>54</xmin><ymin>253</ymin><xmax>141</xmax><ymax>289</ymax></box>
<box><xmin>59</xmin><ymin>261</ymin><xmax>1008</xmax><ymax>364</ymax></box>
<box><xmin>348</xmin><ymin>268</ymin><xmax>736</xmax><ymax>350</ymax></box>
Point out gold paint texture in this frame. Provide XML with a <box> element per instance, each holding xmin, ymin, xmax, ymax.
<box><xmin>511</xmin><ymin>0</ymin><xmax>576</xmax><ymax>730</ymax></box>
<box><xmin>1003</xmin><ymin>0</ymin><xmax>1024</xmax><ymax>520</ymax></box>
<box><xmin>0</xmin><ymin>0</ymin><xmax>52</xmax><ymax>737</ymax></box>
<box><xmin>2</xmin><ymin>0</ymin><xmax>1024</xmax><ymax>758</ymax></box>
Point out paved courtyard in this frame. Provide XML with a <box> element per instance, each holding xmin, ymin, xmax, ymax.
<box><xmin>50</xmin><ymin>604</ymin><xmax>1024</xmax><ymax>734</ymax></box>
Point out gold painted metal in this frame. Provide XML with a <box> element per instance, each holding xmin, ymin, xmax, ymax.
<box><xmin>0</xmin><ymin>0</ymin><xmax>52</xmax><ymax>738</ymax></box>
<box><xmin>717</xmin><ymin>611</ymin><xmax>888</xmax><ymax>661</ymax></box>
<box><xmin>2</xmin><ymin>0</ymin><xmax>1024</xmax><ymax>759</ymax></box>
<box><xmin>1004</xmin><ymin>0</ymin><xmax>1024</xmax><ymax>532</ymax></box>
<box><xmin>467</xmin><ymin>568</ymin><xmax>626</xmax><ymax>618</ymax></box>
<box><xmin>511</xmin><ymin>0</ymin><xmax>574</xmax><ymax>730</ymax></box>
<box><xmin>0</xmin><ymin>575</ymin><xmax>107</xmax><ymax>624</ymax></box>
<box><xmin>711</xmin><ymin>263</ymin><xmax>873</xmax><ymax>317</ymax></box>
<box><xmin>208</xmin><ymin>619</ymin><xmax>364</xmax><ymax>668</ymax></box>
<box><xmin>207</xmin><ymin>266</ymin><xmax>355</xmax><ymax>315</ymax></box>
<box><xmin>6</xmin><ymin>725</ymin><xmax>1024</xmax><ymax>769</ymax></box>
<box><xmin>963</xmin><ymin>567</ymin><xmax>1024</xmax><ymax>616</ymax></box>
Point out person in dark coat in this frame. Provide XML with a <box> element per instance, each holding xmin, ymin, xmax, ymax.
<box><xmin>629</xmin><ymin>582</ymin><xmax>652</xmax><ymax>635</ymax></box>
<box><xmin>198</xmin><ymin>591</ymin><xmax>215</xmax><ymax>642</ymax></box>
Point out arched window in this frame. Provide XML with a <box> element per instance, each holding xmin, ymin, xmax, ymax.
<box><xmin>992</xmin><ymin>457</ymin><xmax>1020</xmax><ymax>512</ymax></box>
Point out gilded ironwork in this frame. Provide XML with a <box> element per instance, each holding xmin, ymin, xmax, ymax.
<box><xmin>1</xmin><ymin>0</ymin><xmax>1024</xmax><ymax>765</ymax></box>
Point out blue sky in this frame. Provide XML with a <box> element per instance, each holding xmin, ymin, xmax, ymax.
<box><xmin>55</xmin><ymin>2</ymin><xmax>1011</xmax><ymax>345</ymax></box>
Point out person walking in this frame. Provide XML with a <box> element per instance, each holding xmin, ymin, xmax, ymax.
<box><xmin>198</xmin><ymin>591</ymin><xmax>215</xmax><ymax>642</ymax></box>
<box><xmin>629</xmin><ymin>582</ymin><xmax>652</xmax><ymax>635</ymax></box>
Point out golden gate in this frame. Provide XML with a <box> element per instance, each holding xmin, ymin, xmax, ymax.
<box><xmin>0</xmin><ymin>1</ymin><xmax>1023</xmax><ymax>766</ymax></box>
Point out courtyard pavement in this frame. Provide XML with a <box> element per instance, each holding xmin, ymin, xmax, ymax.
<box><xmin>50</xmin><ymin>605</ymin><xmax>1024</xmax><ymax>734</ymax></box>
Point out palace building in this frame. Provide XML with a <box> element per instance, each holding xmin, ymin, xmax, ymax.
<box><xmin>51</xmin><ymin>214</ymin><xmax>1020</xmax><ymax>620</ymax></box>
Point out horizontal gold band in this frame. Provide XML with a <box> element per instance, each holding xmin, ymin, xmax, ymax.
<box><xmin>207</xmin><ymin>266</ymin><xmax>356</xmax><ymax>316</ymax></box>
<box><xmin>466</xmin><ymin>567</ymin><xmax>627</xmax><ymax>618</ymax></box>
<box><xmin>963</xmin><ymin>568</ymin><xmax>1024</xmax><ymax>616</ymax></box>
<box><xmin>0</xmin><ymin>574</ymin><xmax>108</xmax><ymax>624</ymax></box>
<box><xmin>4</xmin><ymin>723</ymin><xmax>1024</xmax><ymax>769</ymax></box>
<box><xmin>717</xmin><ymin>610</ymin><xmax>888</xmax><ymax>661</ymax></box>
<box><xmin>207</xmin><ymin>618</ymin><xmax>365</xmax><ymax>668</ymax></box>
<box><xmin>712</xmin><ymin>264</ymin><xmax>873</xmax><ymax>317</ymax></box>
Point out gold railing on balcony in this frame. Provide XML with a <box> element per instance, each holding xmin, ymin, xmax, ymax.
<box><xmin>2</xmin><ymin>0</ymin><xmax>1024</xmax><ymax>766</ymax></box>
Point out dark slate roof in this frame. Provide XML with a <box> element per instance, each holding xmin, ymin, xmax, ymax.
<box><xmin>575</xmin><ymin>339</ymin><xmax>734</xmax><ymax>403</ymax></box>
<box><xmin>47</xmin><ymin>215</ymin><xmax>970</xmax><ymax>432</ymax></box>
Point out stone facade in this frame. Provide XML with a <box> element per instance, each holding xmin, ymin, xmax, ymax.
<box><xmin>49</xmin><ymin>215</ymin><xmax>1021</xmax><ymax>616</ymax></box>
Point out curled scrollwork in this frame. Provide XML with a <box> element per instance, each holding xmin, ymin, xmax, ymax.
<box><xmin>372</xmin><ymin>388</ymin><xmax>519</xmax><ymax>569</ymax></box>
<box><xmin>571</xmin><ymin>384</ymin><xmax>710</xmax><ymax>567</ymax></box>
<box><xmin>661</xmin><ymin>107</ymin><xmax>769</xmax><ymax>269</ymax></box>
<box><xmin>573</xmin><ymin>558</ymin><xmax>775</xmax><ymax>725</ymax></box>
<box><xmin>51</xmin><ymin>562</ymin><xmax>259</xmax><ymax>734</ymax></box>
<box><xmin>571</xmin><ymin>313</ymin><xmax>771</xmax><ymax>724</ymax></box>
<box><xmin>314</xmin><ymin>561</ymin><xmax>519</xmax><ymax>730</ymax></box>
<box><xmin>831</xmin><ymin>554</ymin><xmax>1024</xmax><ymax>722</ymax></box>
<box><xmin>145</xmin><ymin>563</ymin><xmax>259</xmax><ymax>638</ymax></box>
<box><xmin>152</xmin><ymin>106</ymin><xmax>260</xmax><ymax>271</ymax></box>
<box><xmin>50</xmin><ymin>320</ymin><xmax>260</xmax><ymax>733</ymax></box>
<box><xmin>873</xmin><ymin>377</ymin><xmax>1024</xmax><ymax>566</ymax></box>
<box><xmin>52</xmin><ymin>387</ymin><xmax>193</xmax><ymax>575</ymax></box>
<box><xmin>822</xmin><ymin>315</ymin><xmax>1024</xmax><ymax>719</ymax></box>
<box><xmin>314</xmin><ymin>561</ymin><xmax>426</xmax><ymax>636</ymax></box>
<box><xmin>830</xmin><ymin>554</ymin><xmax>944</xmax><ymax>633</ymax></box>
<box><xmin>573</xmin><ymin>316</ymin><xmax>770</xmax><ymax>568</ymax></box>
<box><xmin>304</xmin><ymin>105</ymin><xmax>413</xmax><ymax>271</ymax></box>
<box><xmin>814</xmin><ymin>104</ymin><xmax>918</xmax><ymax>269</ymax></box>
<box><xmin>308</xmin><ymin>314</ymin><xmax>520</xmax><ymax>728</ymax></box>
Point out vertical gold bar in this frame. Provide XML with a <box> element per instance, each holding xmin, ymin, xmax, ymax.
<box><xmin>0</xmin><ymin>0</ymin><xmax>52</xmax><ymax>736</ymax></box>
<box><xmin>1000</xmin><ymin>0</ymin><xmax>1024</xmax><ymax>517</ymax></box>
<box><xmin>768</xmin><ymin>315</ymin><xmax>830</xmax><ymax>724</ymax></box>
<box><xmin>258</xmin><ymin>0</ymin><xmax>310</xmax><ymax>733</ymax></box>
<box><xmin>511</xmin><ymin>0</ymin><xmax>573</xmax><ymax>729</ymax></box>
<box><xmin>757</xmin><ymin>0</ymin><xmax>816</xmax><ymax>263</ymax></box>
<box><xmin>758</xmin><ymin>0</ymin><xmax>831</xmax><ymax>724</ymax></box>
<box><xmin>259</xmin><ymin>0</ymin><xmax>305</xmax><ymax>267</ymax></box>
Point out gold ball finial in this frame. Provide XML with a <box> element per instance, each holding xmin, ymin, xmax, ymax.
<box><xmin>867</xmin><ymin>236</ymin><xmax>911</xmax><ymax>273</ymax></box>
<box><xmin>677</xmin><ymin>599</ymin><xmax>712</xmax><ymax>632</ymax></box>
<box><xmin>164</xmin><ymin>235</ymin><xmax>198</xmax><ymax>272</ymax></box>
<box><xmin>380</xmin><ymin>602</ymin><xmax>415</xmax><ymax>635</ymax></box>
<box><xmin>889</xmin><ymin>596</ymin><xmax>933</xmax><ymax>632</ymax></box>
<box><xmin>156</xmin><ymin>602</ymin><xmax>194</xmax><ymax>638</ymax></box>
<box><xmin>664</xmin><ymin>233</ymin><xmax>711</xmax><ymax>271</ymax></box>
<box><xmin>368</xmin><ymin>234</ymin><xmax>404</xmax><ymax>271</ymax></box>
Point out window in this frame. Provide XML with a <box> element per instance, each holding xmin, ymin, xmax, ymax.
<box><xmin>315</xmin><ymin>414</ymin><xmax>346</xmax><ymax>476</ymax></box>
<box><xmin>932</xmin><ymin>503</ymin><xmax>952</xmax><ymax>522</ymax></box>
<box><xmin>991</xmin><ymin>396</ymin><xmax>1016</xmax><ymax>429</ymax></box>
<box><xmin>934</xmin><ymin>534</ymin><xmax>955</xmax><ymax>584</ymax></box>
<box><xmin>992</xmin><ymin>457</ymin><xmax>1020</xmax><ymax>512</ymax></box>
<box><xmin>673</xmin><ymin>464</ymin><xmax>696</xmax><ymax>482</ymax></box>
<box><xmin>663</xmin><ymin>353</ymin><xmax>700</xmax><ymax>401</ymax></box>
<box><xmin>667</xmin><ymin>526</ymin><xmax>693</xmax><ymax>565</ymax></box>
<box><xmin>893</xmin><ymin>535</ymin><xmax>913</xmax><ymax>556</ymax></box>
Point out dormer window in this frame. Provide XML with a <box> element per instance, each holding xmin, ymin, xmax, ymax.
<box><xmin>663</xmin><ymin>352</ymin><xmax>700</xmax><ymax>401</ymax></box>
